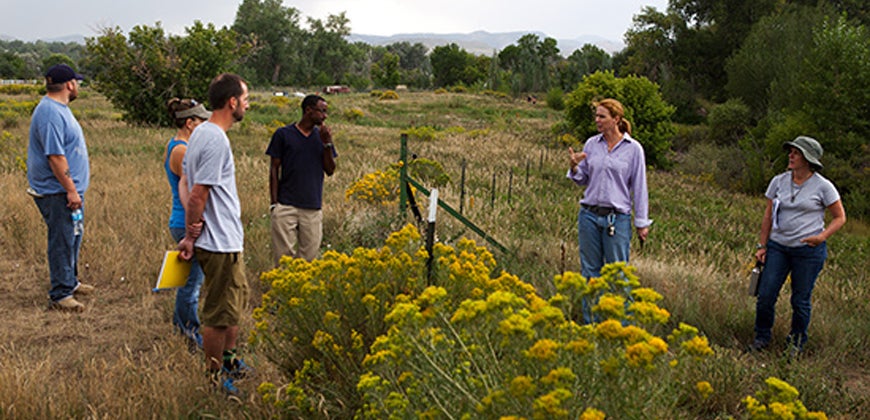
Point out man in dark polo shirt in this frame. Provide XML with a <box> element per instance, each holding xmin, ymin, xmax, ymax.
<box><xmin>266</xmin><ymin>94</ymin><xmax>337</xmax><ymax>266</ymax></box>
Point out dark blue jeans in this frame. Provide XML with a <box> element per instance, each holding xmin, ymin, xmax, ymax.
<box><xmin>754</xmin><ymin>240</ymin><xmax>827</xmax><ymax>348</ymax></box>
<box><xmin>34</xmin><ymin>194</ymin><xmax>83</xmax><ymax>302</ymax></box>
<box><xmin>170</xmin><ymin>227</ymin><xmax>204</xmax><ymax>348</ymax></box>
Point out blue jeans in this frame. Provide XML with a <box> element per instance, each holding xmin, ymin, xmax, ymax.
<box><xmin>34</xmin><ymin>194</ymin><xmax>84</xmax><ymax>302</ymax></box>
<box><xmin>754</xmin><ymin>240</ymin><xmax>827</xmax><ymax>348</ymax></box>
<box><xmin>578</xmin><ymin>208</ymin><xmax>632</xmax><ymax>279</ymax></box>
<box><xmin>170</xmin><ymin>227</ymin><xmax>204</xmax><ymax>348</ymax></box>
<box><xmin>577</xmin><ymin>208</ymin><xmax>632</xmax><ymax>323</ymax></box>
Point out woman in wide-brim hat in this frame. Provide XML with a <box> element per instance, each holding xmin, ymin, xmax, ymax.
<box><xmin>749</xmin><ymin>135</ymin><xmax>846</xmax><ymax>355</ymax></box>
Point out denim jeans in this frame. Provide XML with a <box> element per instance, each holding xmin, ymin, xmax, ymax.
<box><xmin>170</xmin><ymin>227</ymin><xmax>204</xmax><ymax>348</ymax></box>
<box><xmin>577</xmin><ymin>208</ymin><xmax>632</xmax><ymax>323</ymax></box>
<box><xmin>578</xmin><ymin>208</ymin><xmax>632</xmax><ymax>279</ymax></box>
<box><xmin>34</xmin><ymin>194</ymin><xmax>83</xmax><ymax>302</ymax></box>
<box><xmin>754</xmin><ymin>240</ymin><xmax>827</xmax><ymax>348</ymax></box>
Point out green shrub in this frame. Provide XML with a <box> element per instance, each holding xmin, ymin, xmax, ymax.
<box><xmin>707</xmin><ymin>98</ymin><xmax>750</xmax><ymax>146</ymax></box>
<box><xmin>84</xmin><ymin>22</ymin><xmax>245</xmax><ymax>126</ymax></box>
<box><xmin>546</xmin><ymin>87</ymin><xmax>565</xmax><ymax>111</ymax></box>
<box><xmin>563</xmin><ymin>71</ymin><xmax>675</xmax><ymax>168</ymax></box>
<box><xmin>671</xmin><ymin>123</ymin><xmax>709</xmax><ymax>153</ymax></box>
<box><xmin>369</xmin><ymin>89</ymin><xmax>382</xmax><ymax>98</ymax></box>
<box><xmin>434</xmin><ymin>88</ymin><xmax>448</xmax><ymax>95</ymax></box>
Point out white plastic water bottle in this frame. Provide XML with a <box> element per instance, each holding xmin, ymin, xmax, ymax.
<box><xmin>71</xmin><ymin>209</ymin><xmax>83</xmax><ymax>236</ymax></box>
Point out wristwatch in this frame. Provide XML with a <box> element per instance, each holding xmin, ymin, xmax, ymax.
<box><xmin>755</xmin><ymin>243</ymin><xmax>766</xmax><ymax>250</ymax></box>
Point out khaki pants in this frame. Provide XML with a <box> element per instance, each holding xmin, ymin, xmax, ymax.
<box><xmin>270</xmin><ymin>203</ymin><xmax>322</xmax><ymax>265</ymax></box>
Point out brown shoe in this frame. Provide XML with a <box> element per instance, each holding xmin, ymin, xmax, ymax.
<box><xmin>74</xmin><ymin>283</ymin><xmax>95</xmax><ymax>295</ymax></box>
<box><xmin>50</xmin><ymin>296</ymin><xmax>85</xmax><ymax>312</ymax></box>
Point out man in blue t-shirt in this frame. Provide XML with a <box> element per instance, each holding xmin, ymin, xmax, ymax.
<box><xmin>27</xmin><ymin>64</ymin><xmax>95</xmax><ymax>312</ymax></box>
<box><xmin>266</xmin><ymin>94</ymin><xmax>337</xmax><ymax>266</ymax></box>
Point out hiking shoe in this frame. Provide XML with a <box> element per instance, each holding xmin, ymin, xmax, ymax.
<box><xmin>748</xmin><ymin>339</ymin><xmax>769</xmax><ymax>352</ymax></box>
<box><xmin>74</xmin><ymin>283</ymin><xmax>95</xmax><ymax>295</ymax></box>
<box><xmin>220</xmin><ymin>376</ymin><xmax>244</xmax><ymax>398</ymax></box>
<box><xmin>49</xmin><ymin>296</ymin><xmax>85</xmax><ymax>312</ymax></box>
<box><xmin>227</xmin><ymin>358</ymin><xmax>254</xmax><ymax>379</ymax></box>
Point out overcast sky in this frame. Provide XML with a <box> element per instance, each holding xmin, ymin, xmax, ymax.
<box><xmin>0</xmin><ymin>0</ymin><xmax>669</xmax><ymax>43</ymax></box>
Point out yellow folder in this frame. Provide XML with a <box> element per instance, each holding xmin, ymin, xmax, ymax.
<box><xmin>154</xmin><ymin>251</ymin><xmax>192</xmax><ymax>291</ymax></box>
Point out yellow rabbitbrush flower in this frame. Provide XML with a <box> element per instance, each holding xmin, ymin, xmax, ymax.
<box><xmin>695</xmin><ymin>381</ymin><xmax>714</xmax><ymax>400</ymax></box>
<box><xmin>631</xmin><ymin>287</ymin><xmax>663</xmax><ymax>302</ymax></box>
<box><xmin>526</xmin><ymin>339</ymin><xmax>560</xmax><ymax>361</ymax></box>
<box><xmin>579</xmin><ymin>407</ymin><xmax>606</xmax><ymax>420</ymax></box>
<box><xmin>625</xmin><ymin>339</ymin><xmax>667</xmax><ymax>370</ymax></box>
<box><xmin>564</xmin><ymin>338</ymin><xmax>594</xmax><ymax>355</ymax></box>
<box><xmin>628</xmin><ymin>301</ymin><xmax>670</xmax><ymax>325</ymax></box>
<box><xmin>593</xmin><ymin>294</ymin><xmax>626</xmax><ymax>320</ymax></box>
<box><xmin>742</xmin><ymin>377</ymin><xmax>828</xmax><ymax>420</ymax></box>
<box><xmin>500</xmin><ymin>313</ymin><xmax>536</xmax><ymax>340</ymax></box>
<box><xmin>540</xmin><ymin>367</ymin><xmax>576</xmax><ymax>387</ymax></box>
<box><xmin>681</xmin><ymin>336</ymin><xmax>714</xmax><ymax>359</ymax></box>
<box><xmin>533</xmin><ymin>388</ymin><xmax>572</xmax><ymax>419</ymax></box>
<box><xmin>509</xmin><ymin>375</ymin><xmax>536</xmax><ymax>397</ymax></box>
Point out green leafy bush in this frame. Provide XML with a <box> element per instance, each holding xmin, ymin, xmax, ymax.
<box><xmin>83</xmin><ymin>22</ymin><xmax>246</xmax><ymax>126</ymax></box>
<box><xmin>707</xmin><ymin>98</ymin><xmax>750</xmax><ymax>146</ymax></box>
<box><xmin>563</xmin><ymin>71</ymin><xmax>675</xmax><ymax>168</ymax></box>
<box><xmin>546</xmin><ymin>87</ymin><xmax>565</xmax><ymax>111</ymax></box>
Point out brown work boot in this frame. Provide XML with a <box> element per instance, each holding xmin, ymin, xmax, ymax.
<box><xmin>49</xmin><ymin>296</ymin><xmax>85</xmax><ymax>312</ymax></box>
<box><xmin>74</xmin><ymin>283</ymin><xmax>95</xmax><ymax>295</ymax></box>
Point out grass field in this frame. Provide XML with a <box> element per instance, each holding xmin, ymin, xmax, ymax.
<box><xmin>0</xmin><ymin>88</ymin><xmax>867</xmax><ymax>418</ymax></box>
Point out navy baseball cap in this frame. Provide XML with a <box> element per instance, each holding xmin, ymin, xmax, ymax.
<box><xmin>45</xmin><ymin>64</ymin><xmax>84</xmax><ymax>84</ymax></box>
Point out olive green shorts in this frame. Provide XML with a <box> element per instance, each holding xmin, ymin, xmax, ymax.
<box><xmin>195</xmin><ymin>248</ymin><xmax>249</xmax><ymax>327</ymax></box>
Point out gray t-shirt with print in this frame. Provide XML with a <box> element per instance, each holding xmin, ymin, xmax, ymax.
<box><xmin>765</xmin><ymin>171</ymin><xmax>840</xmax><ymax>248</ymax></box>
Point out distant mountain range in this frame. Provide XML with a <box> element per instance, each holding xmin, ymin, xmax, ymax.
<box><xmin>0</xmin><ymin>34</ymin><xmax>87</xmax><ymax>44</ymax></box>
<box><xmin>1</xmin><ymin>30</ymin><xmax>624</xmax><ymax>56</ymax></box>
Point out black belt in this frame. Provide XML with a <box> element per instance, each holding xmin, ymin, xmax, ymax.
<box><xmin>582</xmin><ymin>204</ymin><xmax>618</xmax><ymax>216</ymax></box>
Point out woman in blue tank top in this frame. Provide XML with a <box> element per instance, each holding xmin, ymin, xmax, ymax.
<box><xmin>164</xmin><ymin>98</ymin><xmax>211</xmax><ymax>351</ymax></box>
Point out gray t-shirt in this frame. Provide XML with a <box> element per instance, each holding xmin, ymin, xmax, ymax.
<box><xmin>766</xmin><ymin>171</ymin><xmax>840</xmax><ymax>247</ymax></box>
<box><xmin>183</xmin><ymin>122</ymin><xmax>244</xmax><ymax>253</ymax></box>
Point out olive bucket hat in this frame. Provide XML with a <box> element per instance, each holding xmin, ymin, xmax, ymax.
<box><xmin>783</xmin><ymin>135</ymin><xmax>823</xmax><ymax>169</ymax></box>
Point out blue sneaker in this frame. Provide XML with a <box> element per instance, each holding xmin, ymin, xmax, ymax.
<box><xmin>221</xmin><ymin>376</ymin><xmax>243</xmax><ymax>397</ymax></box>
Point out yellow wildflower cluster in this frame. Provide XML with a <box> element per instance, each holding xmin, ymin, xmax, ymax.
<box><xmin>402</xmin><ymin>125</ymin><xmax>439</xmax><ymax>141</ymax></box>
<box><xmin>343</xmin><ymin>107</ymin><xmax>365</xmax><ymax>120</ymax></box>
<box><xmin>696</xmin><ymin>381</ymin><xmax>714</xmax><ymax>400</ymax></box>
<box><xmin>361</xmin><ymin>259</ymin><xmax>714</xmax><ymax>418</ymax></box>
<box><xmin>345</xmin><ymin>167</ymin><xmax>400</xmax><ymax>206</ymax></box>
<box><xmin>742</xmin><ymin>377</ymin><xmax>828</xmax><ymax>420</ymax></box>
<box><xmin>253</xmin><ymin>225</ymin><xmax>730</xmax><ymax>419</ymax></box>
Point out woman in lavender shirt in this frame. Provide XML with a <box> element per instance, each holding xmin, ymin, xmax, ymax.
<box><xmin>567</xmin><ymin>98</ymin><xmax>652</xmax><ymax>289</ymax></box>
